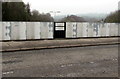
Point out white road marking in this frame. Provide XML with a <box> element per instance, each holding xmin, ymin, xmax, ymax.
<box><xmin>3</xmin><ymin>71</ymin><xmax>13</xmax><ymax>75</ymax></box>
<box><xmin>90</xmin><ymin>62</ymin><xmax>94</xmax><ymax>64</ymax></box>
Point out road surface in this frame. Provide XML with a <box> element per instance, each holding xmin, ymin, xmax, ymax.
<box><xmin>2</xmin><ymin>45</ymin><xmax>118</xmax><ymax>77</ymax></box>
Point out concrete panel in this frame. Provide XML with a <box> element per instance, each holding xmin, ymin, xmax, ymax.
<box><xmin>117</xmin><ymin>24</ymin><xmax>119</xmax><ymax>36</ymax></box>
<box><xmin>118</xmin><ymin>24</ymin><xmax>120</xmax><ymax>36</ymax></box>
<box><xmin>11</xmin><ymin>22</ymin><xmax>26</xmax><ymax>40</ymax></box>
<box><xmin>66</xmin><ymin>22</ymin><xmax>77</xmax><ymax>38</ymax></box>
<box><xmin>11</xmin><ymin>22</ymin><xmax>20</xmax><ymax>40</ymax></box>
<box><xmin>19</xmin><ymin>22</ymin><xmax>26</xmax><ymax>40</ymax></box>
<box><xmin>115</xmin><ymin>23</ymin><xmax>118</xmax><ymax>36</ymax></box>
<box><xmin>34</xmin><ymin>22</ymin><xmax>40</xmax><ymax>39</ymax></box>
<box><xmin>100</xmin><ymin>23</ymin><xmax>110</xmax><ymax>37</ymax></box>
<box><xmin>0</xmin><ymin>22</ymin><xmax>2</xmax><ymax>40</ymax></box>
<box><xmin>82</xmin><ymin>23</ymin><xmax>88</xmax><ymax>37</ymax></box>
<box><xmin>48</xmin><ymin>22</ymin><xmax>54</xmax><ymax>39</ymax></box>
<box><xmin>2</xmin><ymin>22</ymin><xmax>11</xmax><ymax>40</ymax></box>
<box><xmin>40</xmin><ymin>22</ymin><xmax>49</xmax><ymax>39</ymax></box>
<box><xmin>73</xmin><ymin>23</ymin><xmax>77</xmax><ymax>38</ymax></box>
<box><xmin>100</xmin><ymin>23</ymin><xmax>106</xmax><ymax>37</ymax></box>
<box><xmin>109</xmin><ymin>23</ymin><xmax>115</xmax><ymax>36</ymax></box>
<box><xmin>26</xmin><ymin>22</ymin><xmax>35</xmax><ymax>39</ymax></box>
<box><xmin>77</xmin><ymin>23</ymin><xmax>83</xmax><ymax>37</ymax></box>
<box><xmin>66</xmin><ymin>23</ymin><xmax>73</xmax><ymax>38</ymax></box>
<box><xmin>87</xmin><ymin>23</ymin><xmax>94</xmax><ymax>37</ymax></box>
<box><xmin>105</xmin><ymin>23</ymin><xmax>110</xmax><ymax>36</ymax></box>
<box><xmin>93</xmin><ymin>23</ymin><xmax>100</xmax><ymax>37</ymax></box>
<box><xmin>99</xmin><ymin>23</ymin><xmax>103</xmax><ymax>37</ymax></box>
<box><xmin>112</xmin><ymin>23</ymin><xmax>119</xmax><ymax>36</ymax></box>
<box><xmin>97</xmin><ymin>23</ymin><xmax>101</xmax><ymax>37</ymax></box>
<box><xmin>1</xmin><ymin>22</ymin><xmax>119</xmax><ymax>40</ymax></box>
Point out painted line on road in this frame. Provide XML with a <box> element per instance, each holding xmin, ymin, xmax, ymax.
<box><xmin>3</xmin><ymin>71</ymin><xmax>14</xmax><ymax>75</ymax></box>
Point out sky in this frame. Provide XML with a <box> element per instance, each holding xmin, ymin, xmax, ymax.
<box><xmin>23</xmin><ymin>0</ymin><xmax>120</xmax><ymax>15</ymax></box>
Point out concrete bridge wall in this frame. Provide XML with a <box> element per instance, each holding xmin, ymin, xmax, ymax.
<box><xmin>0</xmin><ymin>22</ymin><xmax>119</xmax><ymax>41</ymax></box>
<box><xmin>66</xmin><ymin>22</ymin><xmax>119</xmax><ymax>38</ymax></box>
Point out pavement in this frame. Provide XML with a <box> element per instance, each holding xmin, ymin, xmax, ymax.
<box><xmin>0</xmin><ymin>37</ymin><xmax>119</xmax><ymax>52</ymax></box>
<box><xmin>2</xmin><ymin>45</ymin><xmax>118</xmax><ymax>77</ymax></box>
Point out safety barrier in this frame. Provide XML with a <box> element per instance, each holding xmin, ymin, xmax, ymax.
<box><xmin>0</xmin><ymin>22</ymin><xmax>119</xmax><ymax>41</ymax></box>
<box><xmin>66</xmin><ymin>22</ymin><xmax>119</xmax><ymax>38</ymax></box>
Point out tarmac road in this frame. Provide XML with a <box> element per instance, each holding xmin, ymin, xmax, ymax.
<box><xmin>2</xmin><ymin>44</ymin><xmax>118</xmax><ymax>77</ymax></box>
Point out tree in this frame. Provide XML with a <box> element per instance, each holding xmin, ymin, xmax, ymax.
<box><xmin>61</xmin><ymin>15</ymin><xmax>85</xmax><ymax>22</ymax></box>
<box><xmin>2</xmin><ymin>2</ymin><xmax>54</xmax><ymax>22</ymax></box>
<box><xmin>104</xmin><ymin>10</ymin><xmax>120</xmax><ymax>23</ymax></box>
<box><xmin>25</xmin><ymin>3</ymin><xmax>31</xmax><ymax>21</ymax></box>
<box><xmin>31</xmin><ymin>10</ymin><xmax>41</xmax><ymax>21</ymax></box>
<box><xmin>2</xmin><ymin>2</ymin><xmax>31</xmax><ymax>21</ymax></box>
<box><xmin>31</xmin><ymin>10</ymin><xmax>54</xmax><ymax>22</ymax></box>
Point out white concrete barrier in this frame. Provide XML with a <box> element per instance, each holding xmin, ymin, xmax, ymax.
<box><xmin>93</xmin><ymin>23</ymin><xmax>100</xmax><ymax>37</ymax></box>
<box><xmin>26</xmin><ymin>22</ymin><xmax>35</xmax><ymax>39</ymax></box>
<box><xmin>105</xmin><ymin>23</ymin><xmax>110</xmax><ymax>36</ymax></box>
<box><xmin>100</xmin><ymin>23</ymin><xmax>106</xmax><ymax>37</ymax></box>
<box><xmin>77</xmin><ymin>23</ymin><xmax>83</xmax><ymax>37</ymax></box>
<box><xmin>66</xmin><ymin>23</ymin><xmax>73</xmax><ymax>38</ymax></box>
<box><xmin>66</xmin><ymin>22</ymin><xmax>77</xmax><ymax>38</ymax></box>
<box><xmin>10</xmin><ymin>22</ymin><xmax>27</xmax><ymax>40</ymax></box>
<box><xmin>40</xmin><ymin>22</ymin><xmax>49</xmax><ymax>39</ymax></box>
<box><xmin>82</xmin><ymin>23</ymin><xmax>88</xmax><ymax>37</ymax></box>
<box><xmin>48</xmin><ymin>22</ymin><xmax>54</xmax><ymax>39</ymax></box>
<box><xmin>2</xmin><ymin>22</ymin><xmax>11</xmax><ymax>40</ymax></box>
<box><xmin>34</xmin><ymin>22</ymin><xmax>41</xmax><ymax>39</ymax></box>
<box><xmin>117</xmin><ymin>24</ymin><xmax>119</xmax><ymax>36</ymax></box>
<box><xmin>72</xmin><ymin>23</ymin><xmax>77</xmax><ymax>38</ymax></box>
<box><xmin>1</xmin><ymin>22</ymin><xmax>119</xmax><ymax>41</ymax></box>
<box><xmin>0</xmin><ymin>22</ymin><xmax>2</xmax><ymax>40</ymax></box>
<box><xmin>118</xmin><ymin>24</ymin><xmax>120</xmax><ymax>36</ymax></box>
<box><xmin>87</xmin><ymin>23</ymin><xmax>94</xmax><ymax>37</ymax></box>
<box><xmin>97</xmin><ymin>23</ymin><xmax>101</xmax><ymax>37</ymax></box>
<box><xmin>11</xmin><ymin>22</ymin><xmax>19</xmax><ymax>40</ymax></box>
<box><xmin>19</xmin><ymin>22</ymin><xmax>26</xmax><ymax>40</ymax></box>
<box><xmin>114</xmin><ymin>23</ymin><xmax>119</xmax><ymax>36</ymax></box>
<box><xmin>109</xmin><ymin>23</ymin><xmax>115</xmax><ymax>36</ymax></box>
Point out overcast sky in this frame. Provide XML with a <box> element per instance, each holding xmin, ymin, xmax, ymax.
<box><xmin>23</xmin><ymin>0</ymin><xmax>119</xmax><ymax>15</ymax></box>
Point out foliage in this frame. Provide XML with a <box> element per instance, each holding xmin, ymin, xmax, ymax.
<box><xmin>31</xmin><ymin>10</ymin><xmax>54</xmax><ymax>22</ymax></box>
<box><xmin>61</xmin><ymin>15</ymin><xmax>85</xmax><ymax>22</ymax></box>
<box><xmin>104</xmin><ymin>10</ymin><xmax>120</xmax><ymax>23</ymax></box>
<box><xmin>2</xmin><ymin>2</ymin><xmax>54</xmax><ymax>22</ymax></box>
<box><xmin>2</xmin><ymin>2</ymin><xmax>30</xmax><ymax>21</ymax></box>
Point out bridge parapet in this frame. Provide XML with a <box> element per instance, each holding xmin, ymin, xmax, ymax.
<box><xmin>0</xmin><ymin>22</ymin><xmax>119</xmax><ymax>41</ymax></box>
